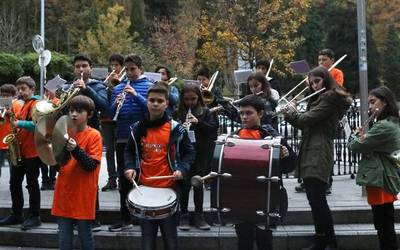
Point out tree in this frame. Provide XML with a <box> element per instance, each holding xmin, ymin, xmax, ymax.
<box><xmin>79</xmin><ymin>4</ymin><xmax>156</xmax><ymax>67</ymax></box>
<box><xmin>382</xmin><ymin>25</ymin><xmax>400</xmax><ymax>98</ymax></box>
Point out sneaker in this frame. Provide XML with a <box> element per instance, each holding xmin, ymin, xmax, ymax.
<box><xmin>0</xmin><ymin>214</ymin><xmax>24</xmax><ymax>226</ymax></box>
<box><xmin>294</xmin><ymin>183</ymin><xmax>306</xmax><ymax>193</ymax></box>
<box><xmin>92</xmin><ymin>220</ymin><xmax>102</xmax><ymax>232</ymax></box>
<box><xmin>21</xmin><ymin>216</ymin><xmax>41</xmax><ymax>231</ymax></box>
<box><xmin>193</xmin><ymin>213</ymin><xmax>210</xmax><ymax>230</ymax></box>
<box><xmin>179</xmin><ymin>213</ymin><xmax>190</xmax><ymax>231</ymax></box>
<box><xmin>108</xmin><ymin>220</ymin><xmax>133</xmax><ymax>232</ymax></box>
<box><xmin>101</xmin><ymin>178</ymin><xmax>117</xmax><ymax>192</ymax></box>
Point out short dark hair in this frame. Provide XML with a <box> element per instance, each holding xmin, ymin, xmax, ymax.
<box><xmin>68</xmin><ymin>95</ymin><xmax>95</xmax><ymax>115</ymax></box>
<box><xmin>238</xmin><ymin>94</ymin><xmax>265</xmax><ymax>112</ymax></box>
<box><xmin>369</xmin><ymin>86</ymin><xmax>399</xmax><ymax>120</ymax></box>
<box><xmin>0</xmin><ymin>84</ymin><xmax>17</xmax><ymax>96</ymax></box>
<box><xmin>196</xmin><ymin>67</ymin><xmax>210</xmax><ymax>79</ymax></box>
<box><xmin>319</xmin><ymin>48</ymin><xmax>335</xmax><ymax>60</ymax></box>
<box><xmin>15</xmin><ymin>76</ymin><xmax>36</xmax><ymax>89</ymax></box>
<box><xmin>255</xmin><ymin>59</ymin><xmax>270</xmax><ymax>69</ymax></box>
<box><xmin>109</xmin><ymin>53</ymin><xmax>124</xmax><ymax>66</ymax></box>
<box><xmin>124</xmin><ymin>54</ymin><xmax>143</xmax><ymax>68</ymax></box>
<box><xmin>73</xmin><ymin>54</ymin><xmax>92</xmax><ymax>66</ymax></box>
<box><xmin>155</xmin><ymin>66</ymin><xmax>171</xmax><ymax>79</ymax></box>
<box><xmin>147</xmin><ymin>84</ymin><xmax>169</xmax><ymax>100</ymax></box>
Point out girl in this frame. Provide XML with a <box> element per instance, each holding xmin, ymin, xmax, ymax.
<box><xmin>282</xmin><ymin>66</ymin><xmax>351</xmax><ymax>250</ymax></box>
<box><xmin>176</xmin><ymin>83</ymin><xmax>219</xmax><ymax>231</ymax></box>
<box><xmin>349</xmin><ymin>86</ymin><xmax>400</xmax><ymax>250</ymax></box>
<box><xmin>246</xmin><ymin>72</ymin><xmax>278</xmax><ymax>129</ymax></box>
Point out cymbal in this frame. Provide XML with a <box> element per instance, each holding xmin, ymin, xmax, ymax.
<box><xmin>52</xmin><ymin>115</ymin><xmax>72</xmax><ymax>166</ymax></box>
<box><xmin>34</xmin><ymin>116</ymin><xmax>57</xmax><ymax>166</ymax></box>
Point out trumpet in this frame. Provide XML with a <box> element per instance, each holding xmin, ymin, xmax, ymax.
<box><xmin>278</xmin><ymin>54</ymin><xmax>347</xmax><ymax>110</ymax></box>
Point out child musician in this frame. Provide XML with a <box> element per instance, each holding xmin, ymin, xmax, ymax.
<box><xmin>0</xmin><ymin>84</ymin><xmax>23</xmax><ymax>178</ymax></box>
<box><xmin>0</xmin><ymin>77</ymin><xmax>42</xmax><ymax>230</ymax></box>
<box><xmin>176</xmin><ymin>83</ymin><xmax>218</xmax><ymax>230</ymax></box>
<box><xmin>124</xmin><ymin>84</ymin><xmax>195</xmax><ymax>250</ymax></box>
<box><xmin>233</xmin><ymin>94</ymin><xmax>296</xmax><ymax>250</ymax></box>
<box><xmin>51</xmin><ymin>96</ymin><xmax>103</xmax><ymax>250</ymax></box>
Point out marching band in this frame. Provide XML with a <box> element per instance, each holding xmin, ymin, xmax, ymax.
<box><xmin>0</xmin><ymin>49</ymin><xmax>399</xmax><ymax>250</ymax></box>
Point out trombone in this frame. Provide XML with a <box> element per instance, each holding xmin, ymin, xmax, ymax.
<box><xmin>201</xmin><ymin>71</ymin><xmax>219</xmax><ymax>106</ymax></box>
<box><xmin>104</xmin><ymin>67</ymin><xmax>126</xmax><ymax>85</ymax></box>
<box><xmin>278</xmin><ymin>54</ymin><xmax>347</xmax><ymax>109</ymax></box>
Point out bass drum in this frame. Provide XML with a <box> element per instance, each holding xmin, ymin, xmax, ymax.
<box><xmin>210</xmin><ymin>135</ymin><xmax>284</xmax><ymax>226</ymax></box>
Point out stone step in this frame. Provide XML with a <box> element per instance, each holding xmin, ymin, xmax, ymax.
<box><xmin>1</xmin><ymin>205</ymin><xmax>399</xmax><ymax>226</ymax></box>
<box><xmin>1</xmin><ymin>222</ymin><xmax>399</xmax><ymax>250</ymax></box>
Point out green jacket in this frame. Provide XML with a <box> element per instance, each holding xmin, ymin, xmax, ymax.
<box><xmin>285</xmin><ymin>88</ymin><xmax>351</xmax><ymax>184</ymax></box>
<box><xmin>348</xmin><ymin>117</ymin><xmax>400</xmax><ymax>195</ymax></box>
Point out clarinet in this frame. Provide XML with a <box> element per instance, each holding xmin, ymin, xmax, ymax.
<box><xmin>112</xmin><ymin>82</ymin><xmax>129</xmax><ymax>121</ymax></box>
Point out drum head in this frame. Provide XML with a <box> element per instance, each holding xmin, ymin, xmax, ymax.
<box><xmin>128</xmin><ymin>186</ymin><xmax>176</xmax><ymax>208</ymax></box>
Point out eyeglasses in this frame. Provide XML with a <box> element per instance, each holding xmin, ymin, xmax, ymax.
<box><xmin>309</xmin><ymin>78</ymin><xmax>323</xmax><ymax>85</ymax></box>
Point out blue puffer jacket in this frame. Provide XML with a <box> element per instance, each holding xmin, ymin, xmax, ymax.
<box><xmin>63</xmin><ymin>79</ymin><xmax>108</xmax><ymax>129</ymax></box>
<box><xmin>111</xmin><ymin>77</ymin><xmax>153</xmax><ymax>142</ymax></box>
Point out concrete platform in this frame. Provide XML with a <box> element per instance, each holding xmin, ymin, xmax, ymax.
<box><xmin>0</xmin><ymin>154</ymin><xmax>399</xmax><ymax>249</ymax></box>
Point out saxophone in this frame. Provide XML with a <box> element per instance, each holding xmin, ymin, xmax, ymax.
<box><xmin>3</xmin><ymin>110</ymin><xmax>22</xmax><ymax>167</ymax></box>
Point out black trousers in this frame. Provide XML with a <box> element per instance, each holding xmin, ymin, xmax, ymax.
<box><xmin>180</xmin><ymin>179</ymin><xmax>203</xmax><ymax>214</ymax></box>
<box><xmin>116</xmin><ymin>142</ymin><xmax>133</xmax><ymax>221</ymax></box>
<box><xmin>40</xmin><ymin>162</ymin><xmax>57</xmax><ymax>184</ymax></box>
<box><xmin>9</xmin><ymin>157</ymin><xmax>41</xmax><ymax>216</ymax></box>
<box><xmin>235</xmin><ymin>222</ymin><xmax>273</xmax><ymax>250</ymax></box>
<box><xmin>303</xmin><ymin>178</ymin><xmax>336</xmax><ymax>244</ymax></box>
<box><xmin>371</xmin><ymin>203</ymin><xmax>398</xmax><ymax>250</ymax></box>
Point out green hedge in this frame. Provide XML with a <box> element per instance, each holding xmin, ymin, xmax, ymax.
<box><xmin>0</xmin><ymin>52</ymin><xmax>74</xmax><ymax>91</ymax></box>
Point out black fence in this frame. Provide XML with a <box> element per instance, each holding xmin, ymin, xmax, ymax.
<box><xmin>217</xmin><ymin>98</ymin><xmax>362</xmax><ymax>178</ymax></box>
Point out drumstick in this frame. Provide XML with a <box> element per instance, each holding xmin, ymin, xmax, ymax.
<box><xmin>132</xmin><ymin>179</ymin><xmax>143</xmax><ymax>195</ymax></box>
<box><xmin>146</xmin><ymin>175</ymin><xmax>175</xmax><ymax>180</ymax></box>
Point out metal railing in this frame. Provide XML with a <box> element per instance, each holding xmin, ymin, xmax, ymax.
<box><xmin>217</xmin><ymin>98</ymin><xmax>362</xmax><ymax>177</ymax></box>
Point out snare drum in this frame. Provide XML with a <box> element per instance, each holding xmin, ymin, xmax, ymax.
<box><xmin>127</xmin><ymin>185</ymin><xmax>177</xmax><ymax>220</ymax></box>
<box><xmin>210</xmin><ymin>135</ymin><xmax>283</xmax><ymax>224</ymax></box>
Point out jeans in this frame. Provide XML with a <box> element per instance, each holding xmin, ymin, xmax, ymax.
<box><xmin>140</xmin><ymin>214</ymin><xmax>178</xmax><ymax>250</ymax></box>
<box><xmin>371</xmin><ymin>203</ymin><xmax>398</xmax><ymax>250</ymax></box>
<box><xmin>116</xmin><ymin>142</ymin><xmax>133</xmax><ymax>221</ymax></box>
<box><xmin>303</xmin><ymin>178</ymin><xmax>336</xmax><ymax>243</ymax></box>
<box><xmin>100</xmin><ymin>121</ymin><xmax>117</xmax><ymax>180</ymax></box>
<box><xmin>9</xmin><ymin>157</ymin><xmax>41</xmax><ymax>216</ymax></box>
<box><xmin>58</xmin><ymin>217</ymin><xmax>94</xmax><ymax>250</ymax></box>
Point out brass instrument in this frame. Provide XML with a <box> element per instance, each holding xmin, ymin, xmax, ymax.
<box><xmin>201</xmin><ymin>71</ymin><xmax>219</xmax><ymax>106</ymax></box>
<box><xmin>3</xmin><ymin>110</ymin><xmax>22</xmax><ymax>166</ymax></box>
<box><xmin>209</xmin><ymin>91</ymin><xmax>264</xmax><ymax>114</ymax></box>
<box><xmin>168</xmin><ymin>77</ymin><xmax>178</xmax><ymax>85</ymax></box>
<box><xmin>104</xmin><ymin>67</ymin><xmax>126</xmax><ymax>86</ymax></box>
<box><xmin>277</xmin><ymin>54</ymin><xmax>347</xmax><ymax>111</ymax></box>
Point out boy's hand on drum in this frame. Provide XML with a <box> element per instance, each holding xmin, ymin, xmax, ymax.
<box><xmin>172</xmin><ymin>170</ymin><xmax>183</xmax><ymax>180</ymax></box>
<box><xmin>124</xmin><ymin>169</ymin><xmax>137</xmax><ymax>183</ymax></box>
<box><xmin>280</xmin><ymin>145</ymin><xmax>289</xmax><ymax>159</ymax></box>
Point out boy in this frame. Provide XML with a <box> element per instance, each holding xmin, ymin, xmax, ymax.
<box><xmin>124</xmin><ymin>84</ymin><xmax>195</xmax><ymax>250</ymax></box>
<box><xmin>0</xmin><ymin>84</ymin><xmax>23</xmax><ymax>178</ymax></box>
<box><xmin>0</xmin><ymin>77</ymin><xmax>42</xmax><ymax>230</ymax></box>
<box><xmin>155</xmin><ymin>66</ymin><xmax>179</xmax><ymax>116</ymax></box>
<box><xmin>318</xmin><ymin>48</ymin><xmax>344</xmax><ymax>86</ymax></box>
<box><xmin>233</xmin><ymin>94</ymin><xmax>296</xmax><ymax>250</ymax></box>
<box><xmin>101</xmin><ymin>53</ymin><xmax>125</xmax><ymax>192</ymax></box>
<box><xmin>52</xmin><ymin>95</ymin><xmax>102</xmax><ymax>250</ymax></box>
<box><xmin>109</xmin><ymin>54</ymin><xmax>153</xmax><ymax>232</ymax></box>
<box><xmin>63</xmin><ymin>54</ymin><xmax>108</xmax><ymax>130</ymax></box>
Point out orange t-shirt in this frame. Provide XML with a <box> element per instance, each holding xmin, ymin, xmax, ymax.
<box><xmin>51</xmin><ymin>126</ymin><xmax>102</xmax><ymax>220</ymax></box>
<box><xmin>16</xmin><ymin>98</ymin><xmax>39</xmax><ymax>158</ymax></box>
<box><xmin>0</xmin><ymin>100</ymin><xmax>22</xmax><ymax>150</ymax></box>
<box><xmin>366</xmin><ymin>186</ymin><xmax>397</xmax><ymax>206</ymax></box>
<box><xmin>238</xmin><ymin>129</ymin><xmax>262</xmax><ymax>139</ymax></box>
<box><xmin>330</xmin><ymin>68</ymin><xmax>344</xmax><ymax>86</ymax></box>
<box><xmin>139</xmin><ymin>122</ymin><xmax>174</xmax><ymax>188</ymax></box>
